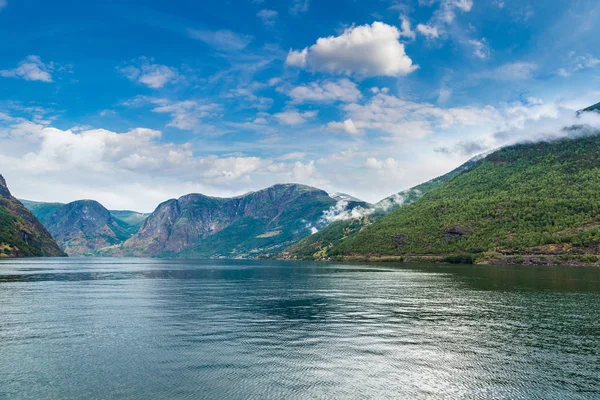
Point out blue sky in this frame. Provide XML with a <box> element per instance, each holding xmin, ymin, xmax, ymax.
<box><xmin>1</xmin><ymin>0</ymin><xmax>600</xmax><ymax>211</ymax></box>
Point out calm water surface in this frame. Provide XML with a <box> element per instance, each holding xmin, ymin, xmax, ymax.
<box><xmin>0</xmin><ymin>258</ymin><xmax>598</xmax><ymax>399</ymax></box>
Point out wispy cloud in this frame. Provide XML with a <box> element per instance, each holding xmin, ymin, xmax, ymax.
<box><xmin>257</xmin><ymin>9</ymin><xmax>278</xmax><ymax>26</ymax></box>
<box><xmin>188</xmin><ymin>29</ymin><xmax>253</xmax><ymax>51</ymax></box>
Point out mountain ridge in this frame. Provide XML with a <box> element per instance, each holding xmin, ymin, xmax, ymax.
<box><xmin>315</xmin><ymin>131</ymin><xmax>600</xmax><ymax>266</ymax></box>
<box><xmin>0</xmin><ymin>175</ymin><xmax>65</xmax><ymax>258</ymax></box>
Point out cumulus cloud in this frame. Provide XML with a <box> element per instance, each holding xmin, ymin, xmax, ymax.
<box><xmin>327</xmin><ymin>119</ymin><xmax>360</xmax><ymax>135</ymax></box>
<box><xmin>0</xmin><ymin>116</ymin><xmax>333</xmax><ymax>211</ymax></box>
<box><xmin>188</xmin><ymin>29</ymin><xmax>253</xmax><ymax>51</ymax></box>
<box><xmin>0</xmin><ymin>55</ymin><xmax>54</xmax><ymax>82</ymax></box>
<box><xmin>274</xmin><ymin>110</ymin><xmax>318</xmax><ymax>125</ymax></box>
<box><xmin>285</xmin><ymin>22</ymin><xmax>417</xmax><ymax>78</ymax></box>
<box><xmin>288</xmin><ymin>79</ymin><xmax>362</xmax><ymax>103</ymax></box>
<box><xmin>118</xmin><ymin>58</ymin><xmax>180</xmax><ymax>88</ymax></box>
<box><xmin>257</xmin><ymin>9</ymin><xmax>278</xmax><ymax>26</ymax></box>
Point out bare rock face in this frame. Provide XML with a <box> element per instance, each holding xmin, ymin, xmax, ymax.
<box><xmin>112</xmin><ymin>184</ymin><xmax>339</xmax><ymax>258</ymax></box>
<box><xmin>0</xmin><ymin>175</ymin><xmax>66</xmax><ymax>258</ymax></box>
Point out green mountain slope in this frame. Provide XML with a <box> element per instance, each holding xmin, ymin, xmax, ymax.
<box><xmin>109</xmin><ymin>210</ymin><xmax>150</xmax><ymax>235</ymax></box>
<box><xmin>105</xmin><ymin>183</ymin><xmax>355</xmax><ymax>259</ymax></box>
<box><xmin>583</xmin><ymin>102</ymin><xmax>600</xmax><ymax>113</ymax></box>
<box><xmin>0</xmin><ymin>176</ymin><xmax>65</xmax><ymax>258</ymax></box>
<box><xmin>22</xmin><ymin>200</ymin><xmax>149</xmax><ymax>256</ymax></box>
<box><xmin>329</xmin><ymin>133</ymin><xmax>600</xmax><ymax>266</ymax></box>
<box><xmin>283</xmin><ymin>158</ymin><xmax>479</xmax><ymax>260</ymax></box>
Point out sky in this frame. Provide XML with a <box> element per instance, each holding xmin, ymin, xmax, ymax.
<box><xmin>1</xmin><ymin>0</ymin><xmax>600</xmax><ymax>212</ymax></box>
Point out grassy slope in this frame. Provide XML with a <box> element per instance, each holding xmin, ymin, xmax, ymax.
<box><xmin>330</xmin><ymin>134</ymin><xmax>600</xmax><ymax>265</ymax></box>
<box><xmin>283</xmin><ymin>158</ymin><xmax>479</xmax><ymax>260</ymax></box>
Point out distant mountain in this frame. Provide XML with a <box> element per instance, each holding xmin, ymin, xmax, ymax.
<box><xmin>0</xmin><ymin>175</ymin><xmax>65</xmax><ymax>258</ymax></box>
<box><xmin>23</xmin><ymin>200</ymin><xmax>149</xmax><ymax>256</ymax></box>
<box><xmin>324</xmin><ymin>132</ymin><xmax>600</xmax><ymax>266</ymax></box>
<box><xmin>329</xmin><ymin>192</ymin><xmax>369</xmax><ymax>205</ymax></box>
<box><xmin>108</xmin><ymin>210</ymin><xmax>150</xmax><ymax>235</ymax></box>
<box><xmin>103</xmin><ymin>183</ymin><xmax>353</xmax><ymax>258</ymax></box>
<box><xmin>283</xmin><ymin>157</ymin><xmax>480</xmax><ymax>260</ymax></box>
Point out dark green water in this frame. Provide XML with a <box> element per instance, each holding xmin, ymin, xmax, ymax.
<box><xmin>0</xmin><ymin>259</ymin><xmax>598</xmax><ymax>399</ymax></box>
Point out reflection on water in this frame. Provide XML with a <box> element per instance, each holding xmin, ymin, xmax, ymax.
<box><xmin>0</xmin><ymin>258</ymin><xmax>598</xmax><ymax>399</ymax></box>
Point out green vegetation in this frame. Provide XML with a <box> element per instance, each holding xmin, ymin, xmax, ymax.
<box><xmin>583</xmin><ymin>102</ymin><xmax>600</xmax><ymax>113</ymax></box>
<box><xmin>284</xmin><ymin>157</ymin><xmax>479</xmax><ymax>260</ymax></box>
<box><xmin>109</xmin><ymin>210</ymin><xmax>150</xmax><ymax>235</ymax></box>
<box><xmin>19</xmin><ymin>200</ymin><xmax>64</xmax><ymax>221</ymax></box>
<box><xmin>326</xmin><ymin>134</ymin><xmax>600</xmax><ymax>264</ymax></box>
<box><xmin>0</xmin><ymin>176</ymin><xmax>65</xmax><ymax>258</ymax></box>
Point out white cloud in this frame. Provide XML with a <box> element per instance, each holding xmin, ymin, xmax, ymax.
<box><xmin>288</xmin><ymin>79</ymin><xmax>362</xmax><ymax>103</ymax></box>
<box><xmin>286</xmin><ymin>22</ymin><xmax>417</xmax><ymax>78</ymax></box>
<box><xmin>274</xmin><ymin>110</ymin><xmax>318</xmax><ymax>125</ymax></box>
<box><xmin>118</xmin><ymin>59</ymin><xmax>180</xmax><ymax>88</ymax></box>
<box><xmin>399</xmin><ymin>16</ymin><xmax>416</xmax><ymax>40</ymax></box>
<box><xmin>327</xmin><ymin>119</ymin><xmax>360</xmax><ymax>136</ymax></box>
<box><xmin>188</xmin><ymin>29</ymin><xmax>253</xmax><ymax>51</ymax></box>
<box><xmin>0</xmin><ymin>118</ymin><xmax>334</xmax><ymax>210</ymax></box>
<box><xmin>0</xmin><ymin>1</ymin><xmax>7</xmax><ymax>10</ymax></box>
<box><xmin>257</xmin><ymin>9</ymin><xmax>278</xmax><ymax>26</ymax></box>
<box><xmin>416</xmin><ymin>24</ymin><xmax>439</xmax><ymax>39</ymax></box>
<box><xmin>0</xmin><ymin>55</ymin><xmax>53</xmax><ymax>82</ymax></box>
<box><xmin>469</xmin><ymin>38</ymin><xmax>490</xmax><ymax>59</ymax></box>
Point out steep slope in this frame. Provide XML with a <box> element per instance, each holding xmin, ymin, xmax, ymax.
<box><xmin>40</xmin><ymin>200</ymin><xmax>134</xmax><ymax>256</ymax></box>
<box><xmin>0</xmin><ymin>175</ymin><xmax>65</xmax><ymax>258</ymax></box>
<box><xmin>283</xmin><ymin>157</ymin><xmax>479</xmax><ymax>259</ymax></box>
<box><xmin>107</xmin><ymin>184</ymin><xmax>343</xmax><ymax>258</ymax></box>
<box><xmin>330</xmin><ymin>133</ymin><xmax>600</xmax><ymax>266</ymax></box>
<box><xmin>109</xmin><ymin>210</ymin><xmax>150</xmax><ymax>235</ymax></box>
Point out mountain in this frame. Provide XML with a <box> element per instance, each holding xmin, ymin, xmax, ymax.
<box><xmin>323</xmin><ymin>132</ymin><xmax>600</xmax><ymax>266</ymax></box>
<box><xmin>582</xmin><ymin>101</ymin><xmax>600</xmax><ymax>113</ymax></box>
<box><xmin>24</xmin><ymin>200</ymin><xmax>149</xmax><ymax>256</ymax></box>
<box><xmin>103</xmin><ymin>183</ymin><xmax>349</xmax><ymax>258</ymax></box>
<box><xmin>283</xmin><ymin>157</ymin><xmax>480</xmax><ymax>260</ymax></box>
<box><xmin>0</xmin><ymin>175</ymin><xmax>65</xmax><ymax>258</ymax></box>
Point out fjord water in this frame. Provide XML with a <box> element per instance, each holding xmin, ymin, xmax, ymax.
<box><xmin>0</xmin><ymin>259</ymin><xmax>598</xmax><ymax>399</ymax></box>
